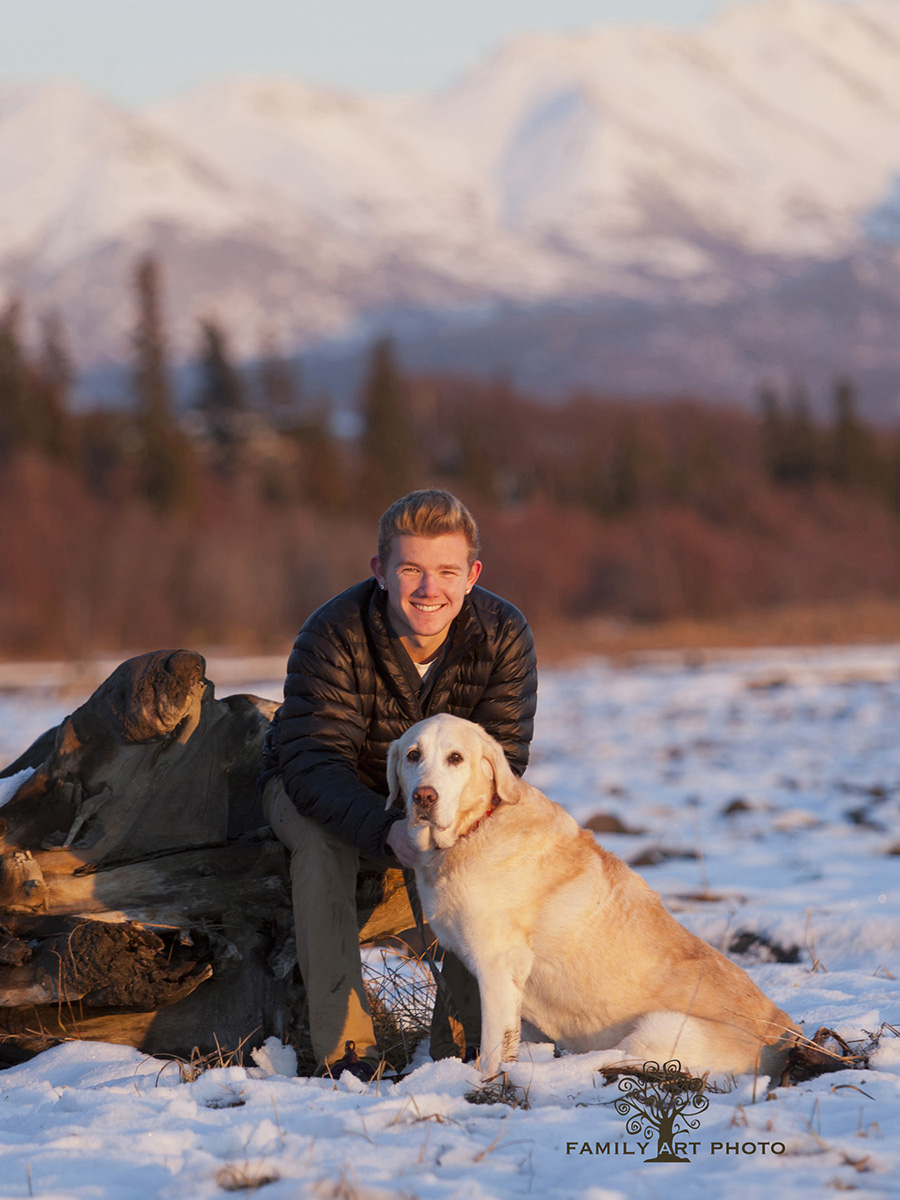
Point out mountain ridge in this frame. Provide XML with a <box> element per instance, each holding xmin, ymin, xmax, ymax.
<box><xmin>2</xmin><ymin>0</ymin><xmax>900</xmax><ymax>414</ymax></box>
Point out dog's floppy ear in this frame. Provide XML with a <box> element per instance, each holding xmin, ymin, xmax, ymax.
<box><xmin>386</xmin><ymin>739</ymin><xmax>403</xmax><ymax>810</ymax></box>
<box><xmin>479</xmin><ymin>730</ymin><xmax>522</xmax><ymax>805</ymax></box>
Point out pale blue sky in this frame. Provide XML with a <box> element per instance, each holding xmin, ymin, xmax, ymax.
<box><xmin>1</xmin><ymin>0</ymin><xmax>733</xmax><ymax>106</ymax></box>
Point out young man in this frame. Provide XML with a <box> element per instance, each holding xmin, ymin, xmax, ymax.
<box><xmin>260</xmin><ymin>489</ymin><xmax>537</xmax><ymax>1076</ymax></box>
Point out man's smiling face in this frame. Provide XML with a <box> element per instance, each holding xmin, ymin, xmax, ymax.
<box><xmin>372</xmin><ymin>533</ymin><xmax>482</xmax><ymax>659</ymax></box>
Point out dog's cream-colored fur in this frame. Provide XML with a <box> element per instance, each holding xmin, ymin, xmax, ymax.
<box><xmin>388</xmin><ymin>713</ymin><xmax>800</xmax><ymax>1079</ymax></box>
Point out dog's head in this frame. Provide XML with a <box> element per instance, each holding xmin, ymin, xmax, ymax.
<box><xmin>386</xmin><ymin>713</ymin><xmax>522</xmax><ymax>851</ymax></box>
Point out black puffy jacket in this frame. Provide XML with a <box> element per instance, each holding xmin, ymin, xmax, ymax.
<box><xmin>269</xmin><ymin>578</ymin><xmax>537</xmax><ymax>859</ymax></box>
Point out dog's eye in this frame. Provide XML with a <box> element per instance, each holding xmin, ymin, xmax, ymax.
<box><xmin>406</xmin><ymin>747</ymin><xmax>420</xmax><ymax>763</ymax></box>
<box><xmin>447</xmin><ymin>751</ymin><xmax>464</xmax><ymax>766</ymax></box>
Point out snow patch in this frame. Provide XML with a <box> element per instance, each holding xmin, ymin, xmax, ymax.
<box><xmin>0</xmin><ymin>643</ymin><xmax>897</xmax><ymax>1197</ymax></box>
<box><xmin>0</xmin><ymin>767</ymin><xmax>32</xmax><ymax>808</ymax></box>
<box><xmin>250</xmin><ymin>1037</ymin><xmax>298</xmax><ymax>1079</ymax></box>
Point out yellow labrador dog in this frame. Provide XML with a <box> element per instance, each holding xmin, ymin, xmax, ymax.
<box><xmin>387</xmin><ymin>713</ymin><xmax>800</xmax><ymax>1079</ymax></box>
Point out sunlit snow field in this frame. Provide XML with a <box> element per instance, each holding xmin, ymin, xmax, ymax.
<box><xmin>0</xmin><ymin>644</ymin><xmax>898</xmax><ymax>1199</ymax></box>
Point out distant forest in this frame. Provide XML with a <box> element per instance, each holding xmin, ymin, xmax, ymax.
<box><xmin>2</xmin><ymin>257</ymin><xmax>900</xmax><ymax>659</ymax></box>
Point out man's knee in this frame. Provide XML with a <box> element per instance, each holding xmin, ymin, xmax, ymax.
<box><xmin>264</xmin><ymin>777</ymin><xmax>359</xmax><ymax>875</ymax></box>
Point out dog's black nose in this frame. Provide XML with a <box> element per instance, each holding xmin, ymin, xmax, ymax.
<box><xmin>413</xmin><ymin>786</ymin><xmax>438</xmax><ymax>808</ymax></box>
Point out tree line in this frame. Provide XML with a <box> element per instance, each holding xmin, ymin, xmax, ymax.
<box><xmin>1</xmin><ymin>256</ymin><xmax>899</xmax><ymax>656</ymax></box>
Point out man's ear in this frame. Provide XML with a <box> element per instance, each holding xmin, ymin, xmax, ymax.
<box><xmin>386</xmin><ymin>740</ymin><xmax>403</xmax><ymax>810</ymax></box>
<box><xmin>479</xmin><ymin>731</ymin><xmax>522</xmax><ymax>805</ymax></box>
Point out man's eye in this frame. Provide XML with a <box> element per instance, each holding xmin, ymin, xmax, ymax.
<box><xmin>406</xmin><ymin>748</ymin><xmax>420</xmax><ymax>762</ymax></box>
<box><xmin>447</xmin><ymin>752</ymin><xmax>464</xmax><ymax>766</ymax></box>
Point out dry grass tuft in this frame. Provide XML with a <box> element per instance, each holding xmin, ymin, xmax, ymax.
<box><xmin>361</xmin><ymin>943</ymin><xmax>436</xmax><ymax>1072</ymax></box>
<box><xmin>216</xmin><ymin>1163</ymin><xmax>278</xmax><ymax>1192</ymax></box>
<box><xmin>465</xmin><ymin>1071</ymin><xmax>531</xmax><ymax>1110</ymax></box>
<box><xmin>311</xmin><ymin>1173</ymin><xmax>417</xmax><ymax>1199</ymax></box>
<box><xmin>155</xmin><ymin>1030</ymin><xmax>257</xmax><ymax>1084</ymax></box>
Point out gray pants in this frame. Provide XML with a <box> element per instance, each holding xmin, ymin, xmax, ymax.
<box><xmin>263</xmin><ymin>777</ymin><xmax>480</xmax><ymax>1069</ymax></box>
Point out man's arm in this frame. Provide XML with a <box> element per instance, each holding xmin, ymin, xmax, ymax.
<box><xmin>467</xmin><ymin>611</ymin><xmax>538</xmax><ymax>777</ymax></box>
<box><xmin>278</xmin><ymin>623</ymin><xmax>402</xmax><ymax>859</ymax></box>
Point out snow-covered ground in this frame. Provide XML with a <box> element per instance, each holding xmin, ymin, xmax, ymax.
<box><xmin>0</xmin><ymin>644</ymin><xmax>898</xmax><ymax>1198</ymax></box>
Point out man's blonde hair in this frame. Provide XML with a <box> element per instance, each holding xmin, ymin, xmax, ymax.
<box><xmin>378</xmin><ymin>489</ymin><xmax>480</xmax><ymax>567</ymax></box>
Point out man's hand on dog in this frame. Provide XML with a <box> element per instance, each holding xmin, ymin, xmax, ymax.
<box><xmin>387</xmin><ymin>819</ymin><xmax>419</xmax><ymax>866</ymax></box>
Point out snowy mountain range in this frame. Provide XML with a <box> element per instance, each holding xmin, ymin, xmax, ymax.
<box><xmin>3</xmin><ymin>0</ymin><xmax>900</xmax><ymax>412</ymax></box>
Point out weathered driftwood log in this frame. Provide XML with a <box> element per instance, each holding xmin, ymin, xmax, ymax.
<box><xmin>0</xmin><ymin>649</ymin><xmax>270</xmax><ymax>860</ymax></box>
<box><xmin>0</xmin><ymin>649</ymin><xmax>417</xmax><ymax>1066</ymax></box>
<box><xmin>0</xmin><ymin>650</ymin><xmax>296</xmax><ymax>1063</ymax></box>
<box><xmin>0</xmin><ymin>915</ymin><xmax>214</xmax><ymax>1009</ymax></box>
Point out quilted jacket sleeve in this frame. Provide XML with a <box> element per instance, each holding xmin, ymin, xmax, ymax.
<box><xmin>278</xmin><ymin>618</ymin><xmax>401</xmax><ymax>860</ymax></box>
<box><xmin>467</xmin><ymin>602</ymin><xmax>538</xmax><ymax>778</ymax></box>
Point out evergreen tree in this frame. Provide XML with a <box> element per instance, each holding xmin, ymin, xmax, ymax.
<box><xmin>360</xmin><ymin>337</ymin><xmax>412</xmax><ymax>501</ymax></box>
<box><xmin>830</xmin><ymin>377</ymin><xmax>874</xmax><ymax>488</ymax></box>
<box><xmin>888</xmin><ymin>435</ymin><xmax>900</xmax><ymax>514</ymax></box>
<box><xmin>0</xmin><ymin>301</ymin><xmax>72</xmax><ymax>458</ymax></box>
<box><xmin>784</xmin><ymin>383</ymin><xmax>821</xmax><ymax>485</ymax></box>
<box><xmin>608</xmin><ymin>416</ymin><xmax>642</xmax><ymax>513</ymax></box>
<box><xmin>0</xmin><ymin>301</ymin><xmax>31</xmax><ymax>455</ymax></box>
<box><xmin>132</xmin><ymin>257</ymin><xmax>194</xmax><ymax>510</ymax></box>
<box><xmin>758</xmin><ymin>384</ymin><xmax>786</xmax><ymax>482</ymax></box>
<box><xmin>760</xmin><ymin>382</ymin><xmax>821</xmax><ymax>486</ymax></box>
<box><xmin>256</xmin><ymin>337</ymin><xmax>301</xmax><ymax>430</ymax></box>
<box><xmin>196</xmin><ymin>318</ymin><xmax>246</xmax><ymax>473</ymax></box>
<box><xmin>33</xmin><ymin>315</ymin><xmax>74</xmax><ymax>459</ymax></box>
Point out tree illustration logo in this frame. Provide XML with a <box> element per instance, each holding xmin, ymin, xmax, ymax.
<box><xmin>615</xmin><ymin>1060</ymin><xmax>709</xmax><ymax>1163</ymax></box>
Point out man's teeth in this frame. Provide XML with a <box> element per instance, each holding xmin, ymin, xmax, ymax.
<box><xmin>412</xmin><ymin>603</ymin><xmax>442</xmax><ymax>611</ymax></box>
